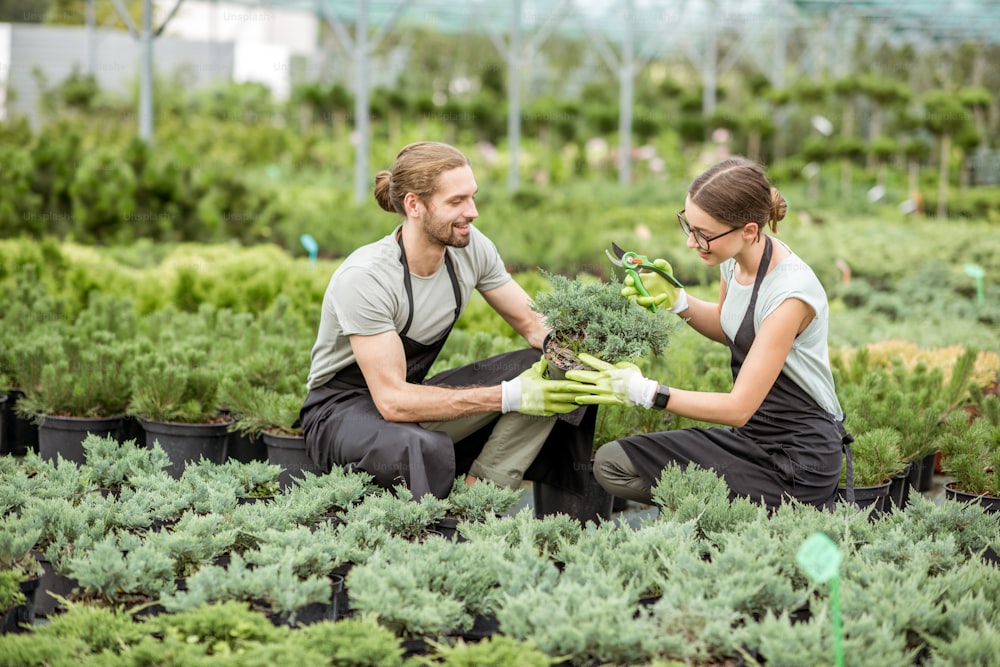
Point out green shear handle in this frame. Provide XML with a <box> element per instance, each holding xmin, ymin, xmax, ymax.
<box><xmin>605</xmin><ymin>242</ymin><xmax>684</xmax><ymax>313</ymax></box>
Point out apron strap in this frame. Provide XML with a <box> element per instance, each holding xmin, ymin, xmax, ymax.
<box><xmin>841</xmin><ymin>429</ymin><xmax>856</xmax><ymax>505</ymax></box>
<box><xmin>398</xmin><ymin>234</ymin><xmax>462</xmax><ymax>338</ymax></box>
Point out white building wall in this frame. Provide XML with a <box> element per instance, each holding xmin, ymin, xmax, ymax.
<box><xmin>2</xmin><ymin>22</ymin><xmax>234</xmax><ymax>125</ymax></box>
<box><xmin>160</xmin><ymin>0</ymin><xmax>320</xmax><ymax>100</ymax></box>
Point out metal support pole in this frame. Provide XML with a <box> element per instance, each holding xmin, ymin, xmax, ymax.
<box><xmin>354</xmin><ymin>0</ymin><xmax>370</xmax><ymax>204</ymax></box>
<box><xmin>617</xmin><ymin>0</ymin><xmax>634</xmax><ymax>185</ymax></box>
<box><xmin>139</xmin><ymin>0</ymin><xmax>153</xmax><ymax>142</ymax></box>
<box><xmin>86</xmin><ymin>0</ymin><xmax>96</xmax><ymax>75</ymax></box>
<box><xmin>507</xmin><ymin>0</ymin><xmax>522</xmax><ymax>192</ymax></box>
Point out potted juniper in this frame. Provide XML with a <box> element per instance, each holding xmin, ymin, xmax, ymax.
<box><xmin>839</xmin><ymin>427</ymin><xmax>908</xmax><ymax>519</ymax></box>
<box><xmin>936</xmin><ymin>395</ymin><xmax>1000</xmax><ymax>513</ymax></box>
<box><xmin>531</xmin><ymin>271</ymin><xmax>673</xmax><ymax>377</ymax></box>
<box><xmin>12</xmin><ymin>330</ymin><xmax>135</xmax><ymax>465</ymax></box>
<box><xmin>529</xmin><ymin>271</ymin><xmax>675</xmax><ymax>522</ymax></box>
<box><xmin>128</xmin><ymin>346</ymin><xmax>231</xmax><ymax>479</ymax></box>
<box><xmin>220</xmin><ymin>379</ymin><xmax>310</xmax><ymax>490</ymax></box>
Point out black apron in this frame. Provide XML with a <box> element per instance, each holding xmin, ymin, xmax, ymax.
<box><xmin>299</xmin><ymin>235</ymin><xmax>596</xmax><ymax>499</ymax></box>
<box><xmin>620</xmin><ymin>236</ymin><xmax>853</xmax><ymax>510</ymax></box>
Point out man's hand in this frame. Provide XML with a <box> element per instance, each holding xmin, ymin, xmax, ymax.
<box><xmin>501</xmin><ymin>357</ymin><xmax>593</xmax><ymax>416</ymax></box>
<box><xmin>565</xmin><ymin>352</ymin><xmax>659</xmax><ymax>409</ymax></box>
<box><xmin>621</xmin><ymin>258</ymin><xmax>688</xmax><ymax>314</ymax></box>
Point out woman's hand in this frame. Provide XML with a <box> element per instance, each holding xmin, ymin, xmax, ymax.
<box><xmin>565</xmin><ymin>353</ymin><xmax>659</xmax><ymax>409</ymax></box>
<box><xmin>621</xmin><ymin>258</ymin><xmax>688</xmax><ymax>314</ymax></box>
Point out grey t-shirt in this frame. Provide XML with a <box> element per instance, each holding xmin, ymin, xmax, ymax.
<box><xmin>719</xmin><ymin>239</ymin><xmax>844</xmax><ymax>420</ymax></box>
<box><xmin>306</xmin><ymin>224</ymin><xmax>512</xmax><ymax>389</ymax></box>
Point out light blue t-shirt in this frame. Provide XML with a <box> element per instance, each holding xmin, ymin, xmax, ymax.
<box><xmin>719</xmin><ymin>239</ymin><xmax>844</xmax><ymax>420</ymax></box>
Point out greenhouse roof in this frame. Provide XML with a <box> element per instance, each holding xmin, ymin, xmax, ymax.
<box><xmin>225</xmin><ymin>0</ymin><xmax>1000</xmax><ymax>44</ymax></box>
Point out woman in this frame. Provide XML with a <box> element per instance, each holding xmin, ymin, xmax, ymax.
<box><xmin>571</xmin><ymin>157</ymin><xmax>852</xmax><ymax>510</ymax></box>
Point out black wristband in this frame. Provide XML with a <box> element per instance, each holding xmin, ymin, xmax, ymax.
<box><xmin>652</xmin><ymin>384</ymin><xmax>671</xmax><ymax>410</ymax></box>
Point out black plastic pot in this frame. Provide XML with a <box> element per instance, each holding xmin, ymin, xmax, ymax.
<box><xmin>532</xmin><ymin>459</ymin><xmax>614</xmax><ymax>524</ymax></box>
<box><xmin>887</xmin><ymin>462</ymin><xmax>913</xmax><ymax>511</ymax></box>
<box><xmin>1</xmin><ymin>390</ymin><xmax>39</xmax><ymax>457</ymax></box>
<box><xmin>142</xmin><ymin>418</ymin><xmax>230</xmax><ymax>479</ymax></box>
<box><xmin>226</xmin><ymin>431</ymin><xmax>267</xmax><ymax>464</ymax></box>
<box><xmin>262</xmin><ymin>432</ymin><xmax>317</xmax><ymax>490</ymax></box>
<box><xmin>839</xmin><ymin>481</ymin><xmax>890</xmax><ymax>521</ymax></box>
<box><xmin>38</xmin><ymin>414</ymin><xmax>124</xmax><ymax>465</ymax></box>
<box><xmin>1</xmin><ymin>576</ymin><xmax>39</xmax><ymax>634</ymax></box>
<box><xmin>944</xmin><ymin>482</ymin><xmax>1000</xmax><ymax>513</ymax></box>
<box><xmin>916</xmin><ymin>450</ymin><xmax>938</xmax><ymax>492</ymax></box>
<box><xmin>33</xmin><ymin>552</ymin><xmax>78</xmax><ymax>618</ymax></box>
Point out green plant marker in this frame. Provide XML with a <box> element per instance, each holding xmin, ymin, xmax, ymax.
<box><xmin>963</xmin><ymin>263</ymin><xmax>985</xmax><ymax>305</ymax></box>
<box><xmin>301</xmin><ymin>234</ymin><xmax>319</xmax><ymax>268</ymax></box>
<box><xmin>796</xmin><ymin>531</ymin><xmax>844</xmax><ymax>667</ymax></box>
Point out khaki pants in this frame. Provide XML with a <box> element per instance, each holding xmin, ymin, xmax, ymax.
<box><xmin>422</xmin><ymin>412</ymin><xmax>556</xmax><ymax>489</ymax></box>
<box><xmin>593</xmin><ymin>440</ymin><xmax>654</xmax><ymax>504</ymax></box>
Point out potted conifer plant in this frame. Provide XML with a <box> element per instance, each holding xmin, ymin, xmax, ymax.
<box><xmin>128</xmin><ymin>346</ymin><xmax>231</xmax><ymax>479</ymax></box>
<box><xmin>221</xmin><ymin>380</ymin><xmax>309</xmax><ymax>490</ymax></box>
<box><xmin>529</xmin><ymin>271</ymin><xmax>676</xmax><ymax>522</ymax></box>
<box><xmin>12</xmin><ymin>330</ymin><xmax>134</xmax><ymax>465</ymax></box>
<box><xmin>531</xmin><ymin>271</ymin><xmax>674</xmax><ymax>378</ymax></box>
<box><xmin>936</xmin><ymin>395</ymin><xmax>1000</xmax><ymax>513</ymax></box>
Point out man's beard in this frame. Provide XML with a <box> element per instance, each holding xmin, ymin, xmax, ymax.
<box><xmin>422</xmin><ymin>208</ymin><xmax>471</xmax><ymax>248</ymax></box>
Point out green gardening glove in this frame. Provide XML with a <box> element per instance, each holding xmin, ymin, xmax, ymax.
<box><xmin>621</xmin><ymin>258</ymin><xmax>687</xmax><ymax>313</ymax></box>
<box><xmin>501</xmin><ymin>357</ymin><xmax>594</xmax><ymax>416</ymax></box>
<box><xmin>565</xmin><ymin>352</ymin><xmax>659</xmax><ymax>409</ymax></box>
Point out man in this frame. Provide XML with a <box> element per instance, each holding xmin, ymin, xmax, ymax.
<box><xmin>299</xmin><ymin>141</ymin><xmax>598</xmax><ymax>499</ymax></box>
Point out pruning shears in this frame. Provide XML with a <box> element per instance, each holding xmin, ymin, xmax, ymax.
<box><xmin>605</xmin><ymin>242</ymin><xmax>684</xmax><ymax>313</ymax></box>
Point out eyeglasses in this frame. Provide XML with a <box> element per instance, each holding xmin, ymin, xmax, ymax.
<box><xmin>677</xmin><ymin>209</ymin><xmax>742</xmax><ymax>251</ymax></box>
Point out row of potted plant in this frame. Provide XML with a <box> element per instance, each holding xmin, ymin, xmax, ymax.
<box><xmin>2</xmin><ymin>436</ymin><xmax>997</xmax><ymax>664</ymax></box>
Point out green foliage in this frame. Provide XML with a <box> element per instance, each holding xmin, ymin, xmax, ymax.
<box><xmin>346</xmin><ymin>539</ymin><xmax>477</xmax><ymax>637</ymax></box>
<box><xmin>497</xmin><ymin>567</ymin><xmax>656</xmax><ymax>665</ymax></box>
<box><xmin>161</xmin><ymin>553</ymin><xmax>332</xmax><ymax>618</ymax></box>
<box><xmin>936</xmin><ymin>409</ymin><xmax>1000</xmax><ymax>496</ymax></box>
<box><xmin>342</xmin><ymin>486</ymin><xmax>448</xmax><ymax>541</ymax></box>
<box><xmin>424</xmin><ymin>635</ymin><xmax>557</xmax><ymax>667</ymax></box>
<box><xmin>80</xmin><ymin>433</ymin><xmax>171</xmax><ymax>489</ymax></box>
<box><xmin>242</xmin><ymin>525</ymin><xmax>338</xmax><ymax>578</ymax></box>
<box><xmin>651</xmin><ymin>463</ymin><xmax>761</xmax><ymax>539</ymax></box>
<box><xmin>283</xmin><ymin>467</ymin><xmax>377</xmax><ymax>515</ymax></box>
<box><xmin>222</xmin><ymin>381</ymin><xmax>303</xmax><ymax>437</ymax></box>
<box><xmin>66</xmin><ymin>530</ymin><xmax>175</xmax><ymax>603</ymax></box>
<box><xmin>12</xmin><ymin>326</ymin><xmax>135</xmax><ymax>420</ymax></box>
<box><xmin>145</xmin><ymin>599</ymin><xmax>287</xmax><ymax>651</ymax></box>
<box><xmin>845</xmin><ymin>427</ymin><xmax>909</xmax><ymax>486</ymax></box>
<box><xmin>25</xmin><ymin>599</ymin><xmax>147</xmax><ymax>654</ymax></box>
<box><xmin>532</xmin><ymin>271</ymin><xmax>676</xmax><ymax>369</ymax></box>
<box><xmin>128</xmin><ymin>344</ymin><xmax>223</xmax><ymax>423</ymax></box>
<box><xmin>0</xmin><ymin>569</ymin><xmax>26</xmax><ymax>613</ymax></box>
<box><xmin>444</xmin><ymin>477</ymin><xmax>522</xmax><ymax>523</ymax></box>
<box><xmin>834</xmin><ymin>346</ymin><xmax>978</xmax><ymax>462</ymax></box>
<box><xmin>0</xmin><ymin>515</ymin><xmax>41</xmax><ymax>575</ymax></box>
<box><xmin>296</xmin><ymin>614</ymin><xmax>405</xmax><ymax>667</ymax></box>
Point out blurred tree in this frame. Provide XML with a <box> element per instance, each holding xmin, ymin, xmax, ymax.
<box><xmin>0</xmin><ymin>0</ymin><xmax>51</xmax><ymax>22</ymax></box>
<box><xmin>860</xmin><ymin>75</ymin><xmax>911</xmax><ymax>169</ymax></box>
<box><xmin>923</xmin><ymin>90</ymin><xmax>972</xmax><ymax>217</ymax></box>
<box><xmin>42</xmin><ymin>0</ymin><xmax>142</xmax><ymax>27</ymax></box>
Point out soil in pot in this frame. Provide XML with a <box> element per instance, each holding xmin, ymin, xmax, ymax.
<box><xmin>542</xmin><ymin>332</ymin><xmax>587</xmax><ymax>380</ymax></box>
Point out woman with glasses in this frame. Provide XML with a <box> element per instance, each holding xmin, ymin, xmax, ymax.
<box><xmin>570</xmin><ymin>156</ymin><xmax>852</xmax><ymax>510</ymax></box>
